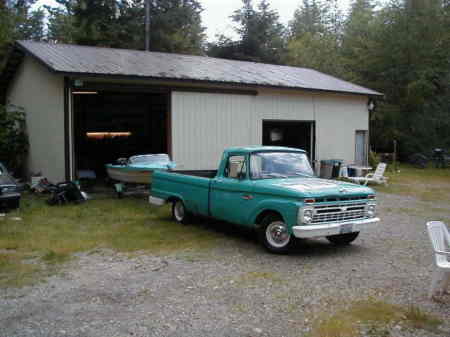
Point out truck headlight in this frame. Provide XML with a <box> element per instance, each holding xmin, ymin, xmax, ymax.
<box><xmin>298</xmin><ymin>207</ymin><xmax>314</xmax><ymax>224</ymax></box>
<box><xmin>367</xmin><ymin>204</ymin><xmax>376</xmax><ymax>218</ymax></box>
<box><xmin>304</xmin><ymin>209</ymin><xmax>313</xmax><ymax>223</ymax></box>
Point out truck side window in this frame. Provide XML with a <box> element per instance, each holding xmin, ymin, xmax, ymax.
<box><xmin>226</xmin><ymin>155</ymin><xmax>247</xmax><ymax>179</ymax></box>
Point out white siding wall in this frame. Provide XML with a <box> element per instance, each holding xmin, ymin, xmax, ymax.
<box><xmin>171</xmin><ymin>92</ymin><xmax>254</xmax><ymax>170</ymax></box>
<box><xmin>315</xmin><ymin>94</ymin><xmax>368</xmax><ymax>162</ymax></box>
<box><xmin>7</xmin><ymin>57</ymin><xmax>65</xmax><ymax>181</ymax></box>
<box><xmin>171</xmin><ymin>90</ymin><xmax>368</xmax><ymax>170</ymax></box>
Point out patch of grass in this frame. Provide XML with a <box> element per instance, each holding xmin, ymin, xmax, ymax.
<box><xmin>419</xmin><ymin>188</ymin><xmax>450</xmax><ymax>203</ymax></box>
<box><xmin>0</xmin><ymin>193</ymin><xmax>226</xmax><ymax>288</ymax></box>
<box><xmin>311</xmin><ymin>315</ymin><xmax>358</xmax><ymax>337</ymax></box>
<box><xmin>41</xmin><ymin>250</ymin><xmax>71</xmax><ymax>264</ymax></box>
<box><xmin>0</xmin><ymin>253</ymin><xmax>41</xmax><ymax>288</ymax></box>
<box><xmin>233</xmin><ymin>271</ymin><xmax>282</xmax><ymax>288</ymax></box>
<box><xmin>347</xmin><ymin>299</ymin><xmax>403</xmax><ymax>324</ymax></box>
<box><xmin>383</xmin><ymin>205</ymin><xmax>450</xmax><ymax>221</ymax></box>
<box><xmin>308</xmin><ymin>298</ymin><xmax>443</xmax><ymax>337</ymax></box>
<box><xmin>239</xmin><ymin>271</ymin><xmax>280</xmax><ymax>282</ymax></box>
<box><xmin>403</xmin><ymin>305</ymin><xmax>443</xmax><ymax>332</ymax></box>
<box><xmin>372</xmin><ymin>164</ymin><xmax>450</xmax><ymax>203</ymax></box>
<box><xmin>232</xmin><ymin>302</ymin><xmax>250</xmax><ymax>313</ymax></box>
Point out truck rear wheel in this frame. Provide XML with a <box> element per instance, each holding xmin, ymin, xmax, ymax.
<box><xmin>172</xmin><ymin>200</ymin><xmax>190</xmax><ymax>224</ymax></box>
<box><xmin>258</xmin><ymin>214</ymin><xmax>294</xmax><ymax>254</ymax></box>
<box><xmin>326</xmin><ymin>232</ymin><xmax>359</xmax><ymax>245</ymax></box>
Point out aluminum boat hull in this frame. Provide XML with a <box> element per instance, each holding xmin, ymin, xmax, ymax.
<box><xmin>106</xmin><ymin>166</ymin><xmax>154</xmax><ymax>184</ymax></box>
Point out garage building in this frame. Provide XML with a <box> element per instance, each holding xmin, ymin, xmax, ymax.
<box><xmin>0</xmin><ymin>41</ymin><xmax>382</xmax><ymax>182</ymax></box>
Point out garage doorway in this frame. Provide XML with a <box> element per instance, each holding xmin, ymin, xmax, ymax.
<box><xmin>73</xmin><ymin>91</ymin><xmax>169</xmax><ymax>179</ymax></box>
<box><xmin>262</xmin><ymin>120</ymin><xmax>315</xmax><ymax>160</ymax></box>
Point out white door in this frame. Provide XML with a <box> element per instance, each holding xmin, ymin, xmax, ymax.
<box><xmin>355</xmin><ymin>130</ymin><xmax>368</xmax><ymax>165</ymax></box>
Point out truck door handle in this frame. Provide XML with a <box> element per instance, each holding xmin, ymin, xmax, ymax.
<box><xmin>242</xmin><ymin>194</ymin><xmax>253</xmax><ymax>200</ymax></box>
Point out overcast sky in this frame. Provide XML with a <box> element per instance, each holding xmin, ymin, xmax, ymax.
<box><xmin>35</xmin><ymin>0</ymin><xmax>354</xmax><ymax>41</ymax></box>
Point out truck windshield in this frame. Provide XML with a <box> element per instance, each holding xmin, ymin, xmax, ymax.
<box><xmin>250</xmin><ymin>152</ymin><xmax>314</xmax><ymax>179</ymax></box>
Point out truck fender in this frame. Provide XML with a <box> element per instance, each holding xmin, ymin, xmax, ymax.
<box><xmin>166</xmin><ymin>194</ymin><xmax>186</xmax><ymax>206</ymax></box>
<box><xmin>249</xmin><ymin>200</ymin><xmax>299</xmax><ymax>231</ymax></box>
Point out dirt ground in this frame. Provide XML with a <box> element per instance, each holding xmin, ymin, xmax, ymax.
<box><xmin>1</xmin><ymin>190</ymin><xmax>450</xmax><ymax>337</ymax></box>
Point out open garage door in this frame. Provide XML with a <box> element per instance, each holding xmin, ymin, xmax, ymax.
<box><xmin>73</xmin><ymin>91</ymin><xmax>169</xmax><ymax>179</ymax></box>
<box><xmin>263</xmin><ymin>120</ymin><xmax>315</xmax><ymax>160</ymax></box>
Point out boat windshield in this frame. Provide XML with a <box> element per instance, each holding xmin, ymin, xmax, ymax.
<box><xmin>129</xmin><ymin>154</ymin><xmax>171</xmax><ymax>164</ymax></box>
<box><xmin>250</xmin><ymin>152</ymin><xmax>314</xmax><ymax>179</ymax></box>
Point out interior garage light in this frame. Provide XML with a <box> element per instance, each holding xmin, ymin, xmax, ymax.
<box><xmin>72</xmin><ymin>91</ymin><xmax>98</xmax><ymax>95</ymax></box>
<box><xmin>270</xmin><ymin>128</ymin><xmax>283</xmax><ymax>142</ymax></box>
<box><xmin>86</xmin><ymin>132</ymin><xmax>132</xmax><ymax>139</ymax></box>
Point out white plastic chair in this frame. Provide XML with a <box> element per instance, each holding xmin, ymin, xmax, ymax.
<box><xmin>348</xmin><ymin>163</ymin><xmax>388</xmax><ymax>186</ymax></box>
<box><xmin>426</xmin><ymin>221</ymin><xmax>450</xmax><ymax>299</ymax></box>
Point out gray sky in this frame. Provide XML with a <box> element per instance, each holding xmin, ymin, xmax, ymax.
<box><xmin>35</xmin><ymin>0</ymin><xmax>354</xmax><ymax>41</ymax></box>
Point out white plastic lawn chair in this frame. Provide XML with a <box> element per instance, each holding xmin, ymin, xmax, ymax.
<box><xmin>348</xmin><ymin>163</ymin><xmax>388</xmax><ymax>186</ymax></box>
<box><xmin>426</xmin><ymin>221</ymin><xmax>450</xmax><ymax>299</ymax></box>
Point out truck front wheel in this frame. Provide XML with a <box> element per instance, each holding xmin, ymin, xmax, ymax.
<box><xmin>326</xmin><ymin>232</ymin><xmax>359</xmax><ymax>245</ymax></box>
<box><xmin>258</xmin><ymin>214</ymin><xmax>294</xmax><ymax>254</ymax></box>
<box><xmin>172</xmin><ymin>200</ymin><xmax>190</xmax><ymax>224</ymax></box>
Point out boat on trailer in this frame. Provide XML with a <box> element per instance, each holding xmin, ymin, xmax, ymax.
<box><xmin>106</xmin><ymin>154</ymin><xmax>175</xmax><ymax>196</ymax></box>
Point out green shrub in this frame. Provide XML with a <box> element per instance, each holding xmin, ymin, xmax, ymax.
<box><xmin>0</xmin><ymin>104</ymin><xmax>28</xmax><ymax>175</ymax></box>
<box><xmin>368</xmin><ymin>150</ymin><xmax>380</xmax><ymax>168</ymax></box>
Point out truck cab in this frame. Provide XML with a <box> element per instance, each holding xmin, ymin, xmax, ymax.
<box><xmin>150</xmin><ymin>146</ymin><xmax>380</xmax><ymax>253</ymax></box>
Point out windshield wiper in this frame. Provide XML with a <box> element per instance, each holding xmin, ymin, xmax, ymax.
<box><xmin>261</xmin><ymin>173</ymin><xmax>288</xmax><ymax>179</ymax></box>
<box><xmin>288</xmin><ymin>172</ymin><xmax>314</xmax><ymax>178</ymax></box>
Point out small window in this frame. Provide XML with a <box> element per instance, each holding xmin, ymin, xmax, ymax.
<box><xmin>355</xmin><ymin>130</ymin><xmax>368</xmax><ymax>166</ymax></box>
<box><xmin>225</xmin><ymin>155</ymin><xmax>247</xmax><ymax>179</ymax></box>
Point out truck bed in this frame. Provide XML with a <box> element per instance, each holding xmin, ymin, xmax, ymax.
<box><xmin>171</xmin><ymin>170</ymin><xmax>217</xmax><ymax>178</ymax></box>
<box><xmin>151</xmin><ymin>169</ymin><xmax>216</xmax><ymax>216</ymax></box>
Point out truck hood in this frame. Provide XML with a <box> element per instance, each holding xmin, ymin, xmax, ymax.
<box><xmin>252</xmin><ymin>177</ymin><xmax>374</xmax><ymax>199</ymax></box>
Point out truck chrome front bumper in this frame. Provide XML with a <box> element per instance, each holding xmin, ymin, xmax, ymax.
<box><xmin>292</xmin><ymin>217</ymin><xmax>380</xmax><ymax>238</ymax></box>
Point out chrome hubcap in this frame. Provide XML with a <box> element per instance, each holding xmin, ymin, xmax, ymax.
<box><xmin>266</xmin><ymin>221</ymin><xmax>290</xmax><ymax>248</ymax></box>
<box><xmin>174</xmin><ymin>201</ymin><xmax>185</xmax><ymax>221</ymax></box>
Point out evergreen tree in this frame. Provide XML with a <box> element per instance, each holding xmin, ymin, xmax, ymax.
<box><xmin>0</xmin><ymin>1</ymin><xmax>45</xmax><ymax>61</ymax></box>
<box><xmin>340</xmin><ymin>0</ymin><xmax>377</xmax><ymax>84</ymax></box>
<box><xmin>285</xmin><ymin>0</ymin><xmax>344</xmax><ymax>77</ymax></box>
<box><xmin>46</xmin><ymin>0</ymin><xmax>206</xmax><ymax>54</ymax></box>
<box><xmin>46</xmin><ymin>1</ymin><xmax>76</xmax><ymax>43</ymax></box>
<box><xmin>289</xmin><ymin>0</ymin><xmax>326</xmax><ymax>36</ymax></box>
<box><xmin>362</xmin><ymin>0</ymin><xmax>450</xmax><ymax>155</ymax></box>
<box><xmin>207</xmin><ymin>0</ymin><xmax>286</xmax><ymax>64</ymax></box>
<box><xmin>146</xmin><ymin>0</ymin><xmax>206</xmax><ymax>54</ymax></box>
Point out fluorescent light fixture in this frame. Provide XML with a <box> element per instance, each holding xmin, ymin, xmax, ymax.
<box><xmin>86</xmin><ymin>132</ymin><xmax>132</xmax><ymax>139</ymax></box>
<box><xmin>72</xmin><ymin>91</ymin><xmax>98</xmax><ymax>95</ymax></box>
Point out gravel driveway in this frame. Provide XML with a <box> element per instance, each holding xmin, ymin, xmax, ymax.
<box><xmin>1</xmin><ymin>192</ymin><xmax>449</xmax><ymax>337</ymax></box>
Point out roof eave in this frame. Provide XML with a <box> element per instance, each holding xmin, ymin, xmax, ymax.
<box><xmin>56</xmin><ymin>70</ymin><xmax>383</xmax><ymax>97</ymax></box>
<box><xmin>15</xmin><ymin>41</ymin><xmax>59</xmax><ymax>75</ymax></box>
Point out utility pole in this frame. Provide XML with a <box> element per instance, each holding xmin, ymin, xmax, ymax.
<box><xmin>145</xmin><ymin>0</ymin><xmax>150</xmax><ymax>51</ymax></box>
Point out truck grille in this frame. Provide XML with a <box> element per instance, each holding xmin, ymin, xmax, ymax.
<box><xmin>312</xmin><ymin>203</ymin><xmax>366</xmax><ymax>224</ymax></box>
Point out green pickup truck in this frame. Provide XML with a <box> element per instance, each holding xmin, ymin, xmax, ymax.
<box><xmin>150</xmin><ymin>146</ymin><xmax>379</xmax><ymax>253</ymax></box>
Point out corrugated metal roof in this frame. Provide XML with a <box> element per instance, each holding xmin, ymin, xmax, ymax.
<box><xmin>15</xmin><ymin>40</ymin><xmax>382</xmax><ymax>96</ymax></box>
